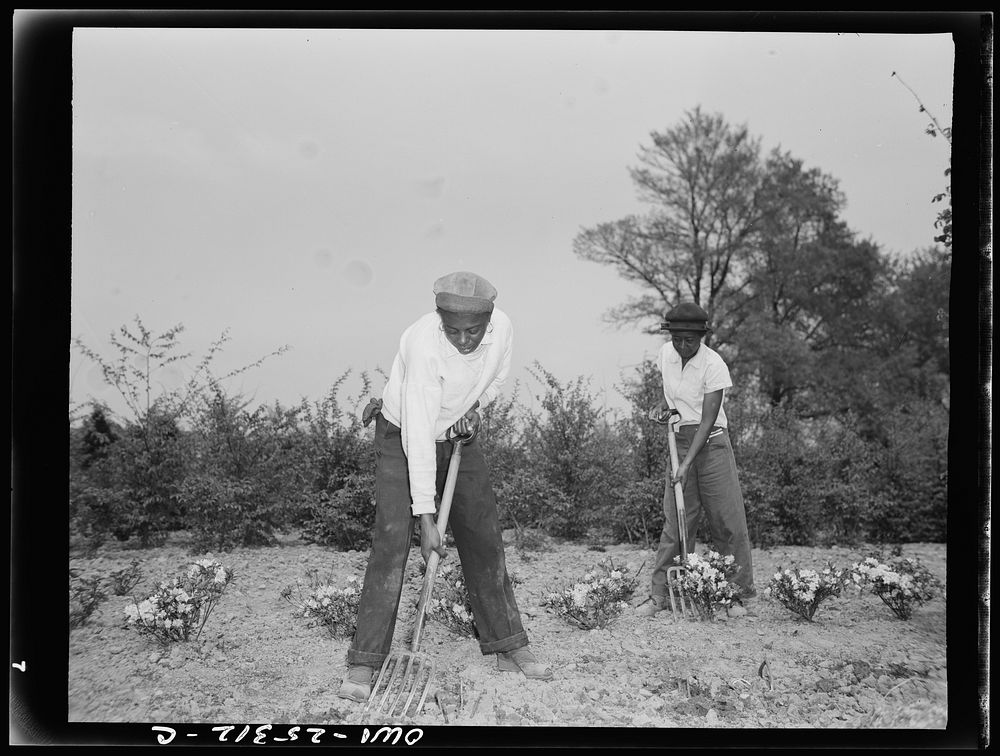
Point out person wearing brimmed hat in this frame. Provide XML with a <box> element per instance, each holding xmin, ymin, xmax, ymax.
<box><xmin>337</xmin><ymin>271</ymin><xmax>552</xmax><ymax>703</ymax></box>
<box><xmin>635</xmin><ymin>302</ymin><xmax>757</xmax><ymax>619</ymax></box>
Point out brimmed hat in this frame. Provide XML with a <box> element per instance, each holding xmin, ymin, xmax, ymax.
<box><xmin>660</xmin><ymin>302</ymin><xmax>711</xmax><ymax>333</ymax></box>
<box><xmin>433</xmin><ymin>271</ymin><xmax>497</xmax><ymax>314</ymax></box>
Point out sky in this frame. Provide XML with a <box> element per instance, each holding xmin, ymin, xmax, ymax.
<box><xmin>66</xmin><ymin>24</ymin><xmax>956</xmax><ymax>422</ymax></box>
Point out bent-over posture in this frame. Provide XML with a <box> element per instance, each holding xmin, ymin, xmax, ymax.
<box><xmin>338</xmin><ymin>271</ymin><xmax>552</xmax><ymax>702</ymax></box>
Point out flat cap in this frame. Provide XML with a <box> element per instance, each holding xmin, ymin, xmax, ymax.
<box><xmin>433</xmin><ymin>271</ymin><xmax>497</xmax><ymax>313</ymax></box>
<box><xmin>660</xmin><ymin>302</ymin><xmax>711</xmax><ymax>332</ymax></box>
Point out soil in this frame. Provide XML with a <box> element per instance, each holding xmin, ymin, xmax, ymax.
<box><xmin>68</xmin><ymin>533</ymin><xmax>947</xmax><ymax>734</ymax></box>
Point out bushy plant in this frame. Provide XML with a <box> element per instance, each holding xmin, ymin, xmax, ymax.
<box><xmin>476</xmin><ymin>385</ymin><xmax>530</xmax><ymax>485</ymax></box>
<box><xmin>766</xmin><ymin>563</ymin><xmax>849</xmax><ymax>621</ymax></box>
<box><xmin>71</xmin><ymin>317</ymin><xmax>288</xmax><ymax>546</ymax></box>
<box><xmin>298</xmin><ymin>471</ymin><xmax>376</xmax><ymax>551</ymax></box>
<box><xmin>280</xmin><ymin>570</ymin><xmax>363</xmax><ymax>638</ymax></box>
<box><xmin>543</xmin><ymin>557</ymin><xmax>641</xmax><ymax>630</ymax></box>
<box><xmin>69</xmin><ymin>570</ymin><xmax>107</xmax><ymax>628</ymax></box>
<box><xmin>424</xmin><ymin>561</ymin><xmax>479</xmax><ymax>638</ymax></box>
<box><xmin>608</xmin><ymin>477</ymin><xmax>665</xmax><ymax>549</ymax></box>
<box><xmin>670</xmin><ymin>550</ymin><xmax>741</xmax><ymax>621</ymax></box>
<box><xmin>124</xmin><ymin>559</ymin><xmax>234</xmax><ymax>644</ymax></box>
<box><xmin>178</xmin><ymin>390</ymin><xmax>304</xmax><ymax>551</ymax></box>
<box><xmin>109</xmin><ymin>560</ymin><xmax>144</xmax><ymax>596</ymax></box>
<box><xmin>850</xmin><ymin>554</ymin><xmax>943</xmax><ymax>620</ymax></box>
<box><xmin>864</xmin><ymin>402</ymin><xmax>948</xmax><ymax>543</ymax></box>
<box><xmin>422</xmin><ymin>561</ymin><xmax>522</xmax><ymax>638</ymax></box>
<box><xmin>290</xmin><ymin>374</ymin><xmax>379</xmax><ymax>548</ymax></box>
<box><xmin>494</xmin><ymin>466</ymin><xmax>574</xmax><ymax>537</ymax></box>
<box><xmin>520</xmin><ymin>364</ymin><xmax>632</xmax><ymax>539</ymax></box>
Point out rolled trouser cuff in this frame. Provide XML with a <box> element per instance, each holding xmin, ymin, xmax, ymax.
<box><xmin>478</xmin><ymin>630</ymin><xmax>529</xmax><ymax>656</ymax></box>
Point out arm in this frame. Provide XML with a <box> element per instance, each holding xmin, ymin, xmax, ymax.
<box><xmin>673</xmin><ymin>389</ymin><xmax>723</xmax><ymax>486</ymax></box>
<box><xmin>451</xmin><ymin>316</ymin><xmax>512</xmax><ymax>437</ymax></box>
<box><xmin>476</xmin><ymin>316</ymin><xmax>512</xmax><ymax>408</ymax></box>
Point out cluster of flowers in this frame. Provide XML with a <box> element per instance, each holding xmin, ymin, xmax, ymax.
<box><xmin>281</xmin><ymin>570</ymin><xmax>363</xmax><ymax>638</ymax></box>
<box><xmin>124</xmin><ymin>559</ymin><xmax>233</xmax><ymax>645</ymax></box>
<box><xmin>424</xmin><ymin>561</ymin><xmax>478</xmax><ymax>637</ymax></box>
<box><xmin>850</xmin><ymin>554</ymin><xmax>943</xmax><ymax>620</ymax></box>
<box><xmin>670</xmin><ymin>550</ymin><xmax>741</xmax><ymax>620</ymax></box>
<box><xmin>422</xmin><ymin>561</ymin><xmax>522</xmax><ymax>637</ymax></box>
<box><xmin>766</xmin><ymin>563</ymin><xmax>849</xmax><ymax>621</ymax></box>
<box><xmin>543</xmin><ymin>557</ymin><xmax>641</xmax><ymax>630</ymax></box>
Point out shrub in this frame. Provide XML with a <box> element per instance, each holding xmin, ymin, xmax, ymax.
<box><xmin>850</xmin><ymin>554</ymin><xmax>943</xmax><ymax>620</ymax></box>
<box><xmin>864</xmin><ymin>403</ymin><xmax>948</xmax><ymax>543</ymax></box>
<box><xmin>109</xmin><ymin>560</ymin><xmax>144</xmax><ymax>596</ymax></box>
<box><xmin>543</xmin><ymin>557</ymin><xmax>641</xmax><ymax>630</ymax></box>
<box><xmin>178</xmin><ymin>390</ymin><xmax>304</xmax><ymax>551</ymax></box>
<box><xmin>422</xmin><ymin>561</ymin><xmax>522</xmax><ymax>638</ymax></box>
<box><xmin>177</xmin><ymin>475</ymin><xmax>282</xmax><ymax>553</ymax></box>
<box><xmin>520</xmin><ymin>364</ymin><xmax>632</xmax><ymax>539</ymax></box>
<box><xmin>299</xmin><ymin>471</ymin><xmax>376</xmax><ymax>551</ymax></box>
<box><xmin>124</xmin><ymin>559</ymin><xmax>234</xmax><ymax>644</ymax></box>
<box><xmin>69</xmin><ymin>570</ymin><xmax>107</xmax><ymax>628</ymax></box>
<box><xmin>424</xmin><ymin>561</ymin><xmax>478</xmax><ymax>638</ymax></box>
<box><xmin>71</xmin><ymin>317</ymin><xmax>289</xmax><ymax>546</ymax></box>
<box><xmin>609</xmin><ymin>477</ymin><xmax>665</xmax><ymax>548</ymax></box>
<box><xmin>493</xmin><ymin>466</ymin><xmax>574</xmax><ymax>537</ymax></box>
<box><xmin>280</xmin><ymin>570</ymin><xmax>363</xmax><ymax>638</ymax></box>
<box><xmin>766</xmin><ymin>563</ymin><xmax>849</xmax><ymax>621</ymax></box>
<box><xmin>670</xmin><ymin>550</ymin><xmax>741</xmax><ymax>621</ymax></box>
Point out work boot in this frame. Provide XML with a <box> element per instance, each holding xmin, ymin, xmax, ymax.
<box><xmin>497</xmin><ymin>647</ymin><xmax>553</xmax><ymax>681</ymax></box>
<box><xmin>337</xmin><ymin>664</ymin><xmax>374</xmax><ymax>702</ymax></box>
<box><xmin>635</xmin><ymin>596</ymin><xmax>666</xmax><ymax>618</ymax></box>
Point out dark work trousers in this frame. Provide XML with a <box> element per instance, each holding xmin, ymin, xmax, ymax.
<box><xmin>346</xmin><ymin>414</ymin><xmax>528</xmax><ymax>668</ymax></box>
<box><xmin>650</xmin><ymin>425</ymin><xmax>756</xmax><ymax>599</ymax></box>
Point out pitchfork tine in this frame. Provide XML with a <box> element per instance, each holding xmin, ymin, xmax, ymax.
<box><xmin>390</xmin><ymin>655</ymin><xmax>419</xmax><ymax>715</ymax></box>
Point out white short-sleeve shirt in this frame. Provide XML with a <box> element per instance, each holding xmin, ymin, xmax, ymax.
<box><xmin>657</xmin><ymin>341</ymin><xmax>732</xmax><ymax>428</ymax></box>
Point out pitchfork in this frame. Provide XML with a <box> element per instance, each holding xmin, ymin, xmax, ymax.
<box><xmin>361</xmin><ymin>425</ymin><xmax>476</xmax><ymax>721</ymax></box>
<box><xmin>652</xmin><ymin>402</ymin><xmax>693</xmax><ymax>619</ymax></box>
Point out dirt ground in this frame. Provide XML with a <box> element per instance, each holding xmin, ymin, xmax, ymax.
<box><xmin>68</xmin><ymin>533</ymin><xmax>948</xmax><ymax>736</ymax></box>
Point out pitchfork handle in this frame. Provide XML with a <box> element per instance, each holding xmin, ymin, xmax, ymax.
<box><xmin>652</xmin><ymin>402</ymin><xmax>688</xmax><ymax>561</ymax></box>
<box><xmin>665</xmin><ymin>423</ymin><xmax>688</xmax><ymax>560</ymax></box>
<box><xmin>410</xmin><ymin>432</ymin><xmax>472</xmax><ymax>652</ymax></box>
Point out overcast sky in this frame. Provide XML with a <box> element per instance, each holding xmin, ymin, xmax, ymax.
<box><xmin>67</xmin><ymin>25</ymin><xmax>955</xmax><ymax>421</ymax></box>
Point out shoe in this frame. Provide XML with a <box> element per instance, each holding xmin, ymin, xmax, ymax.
<box><xmin>497</xmin><ymin>647</ymin><xmax>553</xmax><ymax>681</ymax></box>
<box><xmin>635</xmin><ymin>596</ymin><xmax>666</xmax><ymax>618</ymax></box>
<box><xmin>337</xmin><ymin>664</ymin><xmax>374</xmax><ymax>702</ymax></box>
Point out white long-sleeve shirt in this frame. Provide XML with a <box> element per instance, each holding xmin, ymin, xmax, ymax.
<box><xmin>380</xmin><ymin>308</ymin><xmax>513</xmax><ymax>515</ymax></box>
<box><xmin>658</xmin><ymin>341</ymin><xmax>732</xmax><ymax>428</ymax></box>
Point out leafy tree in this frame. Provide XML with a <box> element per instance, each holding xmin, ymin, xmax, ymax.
<box><xmin>574</xmin><ymin>107</ymin><xmax>765</xmax><ymax>338</ymax></box>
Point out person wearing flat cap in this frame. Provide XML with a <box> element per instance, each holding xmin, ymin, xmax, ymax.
<box><xmin>636</xmin><ymin>302</ymin><xmax>757</xmax><ymax>619</ymax></box>
<box><xmin>338</xmin><ymin>271</ymin><xmax>552</xmax><ymax>703</ymax></box>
